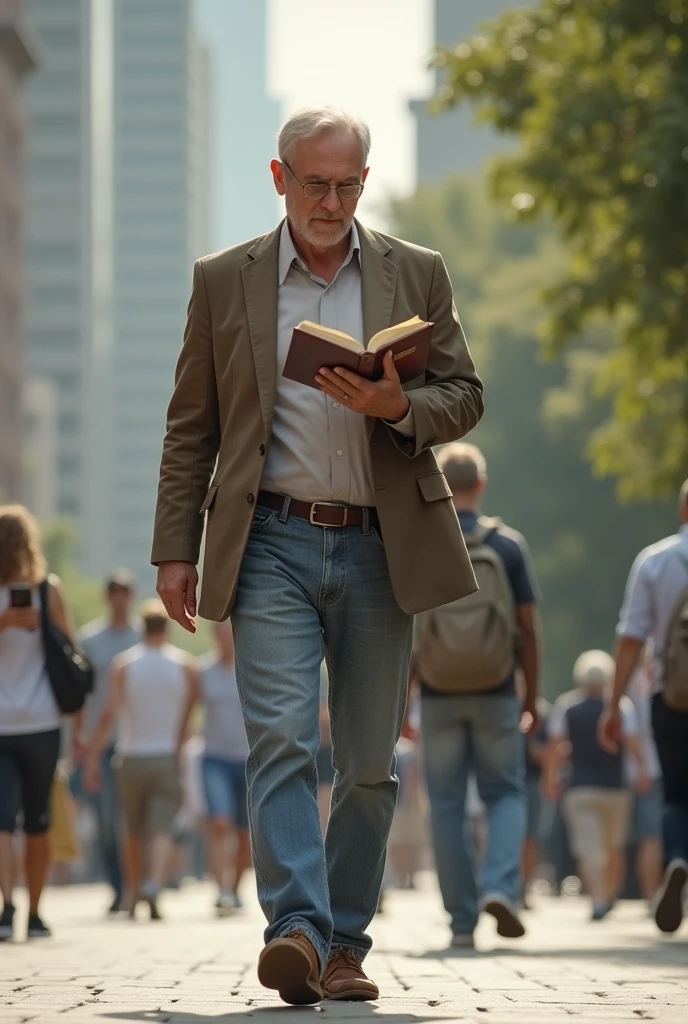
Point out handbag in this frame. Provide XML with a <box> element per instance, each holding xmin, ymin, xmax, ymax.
<box><xmin>38</xmin><ymin>578</ymin><xmax>94</xmax><ymax>714</ymax></box>
<box><xmin>48</xmin><ymin>764</ymin><xmax>81</xmax><ymax>862</ymax></box>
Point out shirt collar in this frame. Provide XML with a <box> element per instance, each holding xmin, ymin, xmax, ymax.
<box><xmin>278</xmin><ymin>219</ymin><xmax>360</xmax><ymax>286</ymax></box>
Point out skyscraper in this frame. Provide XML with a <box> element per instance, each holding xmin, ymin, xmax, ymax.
<box><xmin>0</xmin><ymin>0</ymin><xmax>36</xmax><ymax>502</ymax></box>
<box><xmin>410</xmin><ymin>0</ymin><xmax>512</xmax><ymax>184</ymax></box>
<box><xmin>25</xmin><ymin>0</ymin><xmax>114</xmax><ymax>572</ymax></box>
<box><xmin>111</xmin><ymin>0</ymin><xmax>210</xmax><ymax>585</ymax></box>
<box><xmin>196</xmin><ymin>0</ymin><xmax>279</xmax><ymax>249</ymax></box>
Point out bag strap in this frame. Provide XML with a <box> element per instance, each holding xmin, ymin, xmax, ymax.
<box><xmin>464</xmin><ymin>515</ymin><xmax>502</xmax><ymax>549</ymax></box>
<box><xmin>38</xmin><ymin>577</ymin><xmax>50</xmax><ymax>632</ymax></box>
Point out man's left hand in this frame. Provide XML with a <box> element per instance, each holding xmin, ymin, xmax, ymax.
<box><xmin>520</xmin><ymin>699</ymin><xmax>541</xmax><ymax>736</ymax></box>
<box><xmin>316</xmin><ymin>350</ymin><xmax>411</xmax><ymax>422</ymax></box>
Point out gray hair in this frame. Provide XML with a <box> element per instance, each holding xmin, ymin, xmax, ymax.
<box><xmin>438</xmin><ymin>442</ymin><xmax>487</xmax><ymax>494</ymax></box>
<box><xmin>573</xmin><ymin>649</ymin><xmax>615</xmax><ymax>689</ymax></box>
<box><xmin>278</xmin><ymin>107</ymin><xmax>371</xmax><ymax>167</ymax></box>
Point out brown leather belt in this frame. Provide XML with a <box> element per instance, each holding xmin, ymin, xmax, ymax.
<box><xmin>257</xmin><ymin>490</ymin><xmax>379</xmax><ymax>529</ymax></box>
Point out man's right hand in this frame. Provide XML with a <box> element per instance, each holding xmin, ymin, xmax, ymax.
<box><xmin>0</xmin><ymin>607</ymin><xmax>40</xmax><ymax>632</ymax></box>
<box><xmin>598</xmin><ymin>703</ymin><xmax>621</xmax><ymax>754</ymax></box>
<box><xmin>156</xmin><ymin>561</ymin><xmax>198</xmax><ymax>633</ymax></box>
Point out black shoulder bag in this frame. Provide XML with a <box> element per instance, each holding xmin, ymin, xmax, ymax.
<box><xmin>38</xmin><ymin>578</ymin><xmax>94</xmax><ymax>714</ymax></box>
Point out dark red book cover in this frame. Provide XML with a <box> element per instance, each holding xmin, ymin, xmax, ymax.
<box><xmin>282</xmin><ymin>323</ymin><xmax>433</xmax><ymax>390</ymax></box>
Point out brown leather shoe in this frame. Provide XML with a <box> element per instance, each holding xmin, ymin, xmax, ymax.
<box><xmin>322</xmin><ymin>948</ymin><xmax>379</xmax><ymax>1001</ymax></box>
<box><xmin>257</xmin><ymin>930</ymin><xmax>323</xmax><ymax>1005</ymax></box>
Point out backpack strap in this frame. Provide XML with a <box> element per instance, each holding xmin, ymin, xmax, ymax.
<box><xmin>464</xmin><ymin>515</ymin><xmax>502</xmax><ymax>549</ymax></box>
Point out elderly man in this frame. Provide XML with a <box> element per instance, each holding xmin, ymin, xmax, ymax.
<box><xmin>152</xmin><ymin>107</ymin><xmax>483</xmax><ymax>1005</ymax></box>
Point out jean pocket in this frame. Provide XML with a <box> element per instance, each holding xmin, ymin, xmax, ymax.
<box><xmin>371</xmin><ymin>525</ymin><xmax>385</xmax><ymax>550</ymax></box>
<box><xmin>249</xmin><ymin>506</ymin><xmax>278</xmax><ymax>533</ymax></box>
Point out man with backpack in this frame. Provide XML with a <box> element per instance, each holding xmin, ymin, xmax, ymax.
<box><xmin>414</xmin><ymin>443</ymin><xmax>541</xmax><ymax>948</ymax></box>
<box><xmin>599</xmin><ymin>478</ymin><xmax>688</xmax><ymax>935</ymax></box>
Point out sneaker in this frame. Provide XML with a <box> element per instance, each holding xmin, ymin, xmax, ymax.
<box><xmin>231</xmin><ymin>890</ymin><xmax>243</xmax><ymax>910</ymax></box>
<box><xmin>108</xmin><ymin>895</ymin><xmax>123</xmax><ymax>915</ymax></box>
<box><xmin>215</xmin><ymin>890</ymin><xmax>236</xmax><ymax>917</ymax></box>
<box><xmin>591</xmin><ymin>902</ymin><xmax>611</xmax><ymax>922</ymax></box>
<box><xmin>140</xmin><ymin>882</ymin><xmax>162</xmax><ymax>922</ymax></box>
<box><xmin>450</xmin><ymin>933</ymin><xmax>475</xmax><ymax>949</ymax></box>
<box><xmin>653</xmin><ymin>858</ymin><xmax>688</xmax><ymax>934</ymax></box>
<box><xmin>479</xmin><ymin>893</ymin><xmax>526</xmax><ymax>939</ymax></box>
<box><xmin>0</xmin><ymin>903</ymin><xmax>15</xmax><ymax>942</ymax></box>
<box><xmin>27</xmin><ymin>913</ymin><xmax>51</xmax><ymax>939</ymax></box>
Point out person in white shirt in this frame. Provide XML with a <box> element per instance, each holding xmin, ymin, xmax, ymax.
<box><xmin>0</xmin><ymin>505</ymin><xmax>77</xmax><ymax>941</ymax></box>
<box><xmin>199</xmin><ymin>621</ymin><xmax>251</xmax><ymax>915</ymax></box>
<box><xmin>600</xmin><ymin>478</ymin><xmax>688</xmax><ymax>934</ymax></box>
<box><xmin>84</xmin><ymin>601</ymin><xmax>198</xmax><ymax>920</ymax></box>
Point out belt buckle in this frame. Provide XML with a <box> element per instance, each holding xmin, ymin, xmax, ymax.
<box><xmin>309</xmin><ymin>502</ymin><xmax>348</xmax><ymax>527</ymax></box>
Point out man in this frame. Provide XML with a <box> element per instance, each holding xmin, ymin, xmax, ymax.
<box><xmin>199</xmin><ymin>621</ymin><xmax>251</xmax><ymax>915</ymax></box>
<box><xmin>152</xmin><ymin>107</ymin><xmax>483</xmax><ymax>1005</ymax></box>
<box><xmin>545</xmin><ymin>650</ymin><xmax>648</xmax><ymax>921</ymax></box>
<box><xmin>600</xmin><ymin>479</ymin><xmax>688</xmax><ymax>934</ymax></box>
<box><xmin>626</xmin><ymin>655</ymin><xmax>664</xmax><ymax>907</ymax></box>
<box><xmin>84</xmin><ymin>601</ymin><xmax>198</xmax><ymax>921</ymax></box>
<box><xmin>73</xmin><ymin>570</ymin><xmax>139</xmax><ymax>913</ymax></box>
<box><xmin>522</xmin><ymin>693</ymin><xmax>551</xmax><ymax>907</ymax></box>
<box><xmin>413</xmin><ymin>443</ymin><xmax>540</xmax><ymax>948</ymax></box>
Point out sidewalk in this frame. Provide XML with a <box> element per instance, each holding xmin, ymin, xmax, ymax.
<box><xmin>0</xmin><ymin>874</ymin><xmax>686</xmax><ymax>1023</ymax></box>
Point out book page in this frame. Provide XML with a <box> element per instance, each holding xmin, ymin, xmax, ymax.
<box><xmin>296</xmin><ymin>320</ymin><xmax>363</xmax><ymax>353</ymax></box>
<box><xmin>368</xmin><ymin>316</ymin><xmax>426</xmax><ymax>352</ymax></box>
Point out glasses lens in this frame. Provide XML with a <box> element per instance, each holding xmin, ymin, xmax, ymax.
<box><xmin>338</xmin><ymin>185</ymin><xmax>363</xmax><ymax>199</ymax></box>
<box><xmin>303</xmin><ymin>183</ymin><xmax>329</xmax><ymax>200</ymax></box>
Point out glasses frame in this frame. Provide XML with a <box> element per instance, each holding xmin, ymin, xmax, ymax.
<box><xmin>282</xmin><ymin>159</ymin><xmax>364</xmax><ymax>202</ymax></box>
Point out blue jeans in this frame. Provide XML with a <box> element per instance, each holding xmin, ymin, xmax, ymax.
<box><xmin>202</xmin><ymin>755</ymin><xmax>248</xmax><ymax>828</ymax></box>
<box><xmin>71</xmin><ymin>744</ymin><xmax>123</xmax><ymax>899</ymax></box>
<box><xmin>421</xmin><ymin>692</ymin><xmax>526</xmax><ymax>936</ymax></box>
<box><xmin>230</xmin><ymin>501</ymin><xmax>413</xmax><ymax>969</ymax></box>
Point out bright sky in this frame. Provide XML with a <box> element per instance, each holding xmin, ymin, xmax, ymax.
<box><xmin>267</xmin><ymin>0</ymin><xmax>433</xmax><ymax>228</ymax></box>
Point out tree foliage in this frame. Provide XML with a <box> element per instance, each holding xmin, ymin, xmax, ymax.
<box><xmin>388</xmin><ymin>176</ymin><xmax>676</xmax><ymax>695</ymax></box>
<box><xmin>434</xmin><ymin>0</ymin><xmax>688</xmax><ymax>499</ymax></box>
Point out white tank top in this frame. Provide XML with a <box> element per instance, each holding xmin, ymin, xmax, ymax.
<box><xmin>117</xmin><ymin>643</ymin><xmax>188</xmax><ymax>757</ymax></box>
<box><xmin>0</xmin><ymin>583</ymin><xmax>60</xmax><ymax>736</ymax></box>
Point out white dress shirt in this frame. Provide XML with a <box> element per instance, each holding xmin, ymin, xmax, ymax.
<box><xmin>260</xmin><ymin>221</ymin><xmax>414</xmax><ymax>507</ymax></box>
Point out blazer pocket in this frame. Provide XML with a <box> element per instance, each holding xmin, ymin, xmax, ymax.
<box><xmin>416</xmin><ymin>472</ymin><xmax>453</xmax><ymax>503</ymax></box>
<box><xmin>199</xmin><ymin>483</ymin><xmax>219</xmax><ymax>514</ymax></box>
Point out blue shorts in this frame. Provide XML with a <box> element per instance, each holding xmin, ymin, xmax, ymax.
<box><xmin>202</xmin><ymin>755</ymin><xmax>248</xmax><ymax>829</ymax></box>
<box><xmin>632</xmin><ymin>778</ymin><xmax>663</xmax><ymax>842</ymax></box>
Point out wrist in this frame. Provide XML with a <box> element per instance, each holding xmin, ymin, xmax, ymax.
<box><xmin>387</xmin><ymin>396</ymin><xmax>411</xmax><ymax>423</ymax></box>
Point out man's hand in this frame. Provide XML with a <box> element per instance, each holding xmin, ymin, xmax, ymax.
<box><xmin>634</xmin><ymin>770</ymin><xmax>652</xmax><ymax>796</ymax></box>
<box><xmin>0</xmin><ymin>607</ymin><xmax>40</xmax><ymax>633</ymax></box>
<box><xmin>71</xmin><ymin>730</ymin><xmax>87</xmax><ymax>766</ymax></box>
<box><xmin>520</xmin><ymin>698</ymin><xmax>541</xmax><ymax>736</ymax></box>
<box><xmin>541</xmin><ymin>774</ymin><xmax>560</xmax><ymax>803</ymax></box>
<box><xmin>83</xmin><ymin>755</ymin><xmax>101</xmax><ymax>794</ymax></box>
<box><xmin>157</xmin><ymin>561</ymin><xmax>198</xmax><ymax>633</ymax></box>
<box><xmin>598</xmin><ymin>703</ymin><xmax>621</xmax><ymax>753</ymax></box>
<box><xmin>316</xmin><ymin>350</ymin><xmax>411</xmax><ymax>422</ymax></box>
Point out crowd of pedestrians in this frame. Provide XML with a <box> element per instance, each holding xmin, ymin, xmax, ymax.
<box><xmin>0</xmin><ymin>107</ymin><xmax>686</xmax><ymax>1009</ymax></box>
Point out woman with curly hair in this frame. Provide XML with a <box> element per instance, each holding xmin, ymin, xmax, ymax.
<box><xmin>0</xmin><ymin>505</ymin><xmax>76</xmax><ymax>941</ymax></box>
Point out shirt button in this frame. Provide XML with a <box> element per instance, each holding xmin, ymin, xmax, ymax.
<box><xmin>246</xmin><ymin>493</ymin><xmax>255</xmax><ymax>505</ymax></box>
<box><xmin>333</xmin><ymin>401</ymin><xmax>340</xmax><ymax>409</ymax></box>
<box><xmin>337</xmin><ymin>450</ymin><xmax>343</xmax><ymax>457</ymax></box>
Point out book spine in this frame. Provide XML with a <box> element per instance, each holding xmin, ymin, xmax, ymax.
<box><xmin>358</xmin><ymin>351</ymin><xmax>376</xmax><ymax>377</ymax></box>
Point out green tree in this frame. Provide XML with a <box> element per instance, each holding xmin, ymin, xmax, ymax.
<box><xmin>388</xmin><ymin>176</ymin><xmax>676</xmax><ymax>695</ymax></box>
<box><xmin>433</xmin><ymin>0</ymin><xmax>688</xmax><ymax>499</ymax></box>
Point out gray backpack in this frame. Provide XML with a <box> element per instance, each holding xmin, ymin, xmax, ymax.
<box><xmin>414</xmin><ymin>517</ymin><xmax>518</xmax><ymax>693</ymax></box>
<box><xmin>661</xmin><ymin>550</ymin><xmax>688</xmax><ymax>711</ymax></box>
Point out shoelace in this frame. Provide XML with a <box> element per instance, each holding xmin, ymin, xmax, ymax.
<box><xmin>325</xmin><ymin>949</ymin><xmax>362</xmax><ymax>978</ymax></box>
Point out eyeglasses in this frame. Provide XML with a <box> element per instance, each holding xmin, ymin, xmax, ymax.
<box><xmin>282</xmin><ymin>160</ymin><xmax>364</xmax><ymax>201</ymax></box>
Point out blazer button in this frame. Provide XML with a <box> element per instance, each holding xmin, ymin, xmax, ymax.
<box><xmin>258</xmin><ymin>443</ymin><xmax>266</xmax><ymax>456</ymax></box>
<box><xmin>247</xmin><ymin>493</ymin><xmax>255</xmax><ymax>505</ymax></box>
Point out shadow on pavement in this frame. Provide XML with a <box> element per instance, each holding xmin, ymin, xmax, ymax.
<box><xmin>408</xmin><ymin>940</ymin><xmax>688</xmax><ymax>963</ymax></box>
<box><xmin>100</xmin><ymin>1008</ymin><xmax>457</xmax><ymax>1023</ymax></box>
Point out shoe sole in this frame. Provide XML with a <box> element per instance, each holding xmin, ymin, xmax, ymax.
<box><xmin>26</xmin><ymin>930</ymin><xmax>50</xmax><ymax>939</ymax></box>
<box><xmin>258</xmin><ymin>939</ymin><xmax>323</xmax><ymax>1005</ymax></box>
<box><xmin>324</xmin><ymin>986</ymin><xmax>379</xmax><ymax>1001</ymax></box>
<box><xmin>655</xmin><ymin>864</ymin><xmax>687</xmax><ymax>934</ymax></box>
<box><xmin>483</xmin><ymin>900</ymin><xmax>526</xmax><ymax>939</ymax></box>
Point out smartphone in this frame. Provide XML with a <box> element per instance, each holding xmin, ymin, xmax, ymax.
<box><xmin>9</xmin><ymin>586</ymin><xmax>33</xmax><ymax>608</ymax></box>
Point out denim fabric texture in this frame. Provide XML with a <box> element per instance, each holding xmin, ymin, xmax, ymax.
<box><xmin>202</xmin><ymin>755</ymin><xmax>248</xmax><ymax>828</ymax></box>
<box><xmin>421</xmin><ymin>692</ymin><xmax>526</xmax><ymax>936</ymax></box>
<box><xmin>230</xmin><ymin>502</ymin><xmax>413</xmax><ymax>969</ymax></box>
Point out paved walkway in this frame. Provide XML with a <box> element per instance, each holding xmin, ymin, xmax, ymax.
<box><xmin>1</xmin><ymin>875</ymin><xmax>686</xmax><ymax>1023</ymax></box>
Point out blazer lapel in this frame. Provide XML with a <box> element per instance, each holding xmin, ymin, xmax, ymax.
<box><xmin>358</xmin><ymin>221</ymin><xmax>397</xmax><ymax>346</ymax></box>
<box><xmin>241</xmin><ymin>225</ymin><xmax>282</xmax><ymax>438</ymax></box>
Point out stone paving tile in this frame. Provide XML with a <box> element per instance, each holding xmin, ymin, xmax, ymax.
<box><xmin>0</xmin><ymin>876</ymin><xmax>686</xmax><ymax>1022</ymax></box>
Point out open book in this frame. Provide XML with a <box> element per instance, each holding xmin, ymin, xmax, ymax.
<box><xmin>282</xmin><ymin>315</ymin><xmax>433</xmax><ymax>390</ymax></box>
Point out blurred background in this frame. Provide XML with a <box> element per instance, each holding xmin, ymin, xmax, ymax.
<box><xmin>0</xmin><ymin>0</ymin><xmax>683</xmax><ymax>698</ymax></box>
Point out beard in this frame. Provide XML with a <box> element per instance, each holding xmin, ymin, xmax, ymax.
<box><xmin>288</xmin><ymin>204</ymin><xmax>353</xmax><ymax>247</ymax></box>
